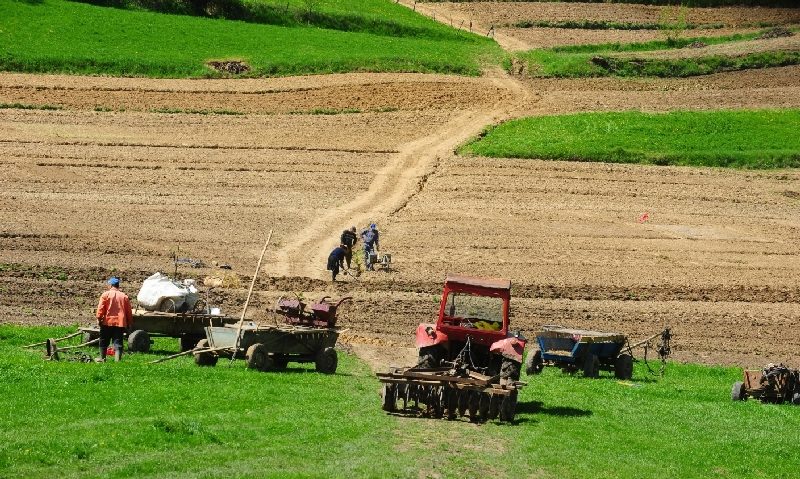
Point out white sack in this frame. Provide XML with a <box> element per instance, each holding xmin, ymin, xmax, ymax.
<box><xmin>137</xmin><ymin>272</ymin><xmax>199</xmax><ymax>312</ymax></box>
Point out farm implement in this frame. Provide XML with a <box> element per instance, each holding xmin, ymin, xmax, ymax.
<box><xmin>731</xmin><ymin>363</ymin><xmax>800</xmax><ymax>405</ymax></box>
<box><xmin>377</xmin><ymin>274</ymin><xmax>527</xmax><ymax>422</ymax></box>
<box><xmin>525</xmin><ymin>326</ymin><xmax>672</xmax><ymax>378</ymax></box>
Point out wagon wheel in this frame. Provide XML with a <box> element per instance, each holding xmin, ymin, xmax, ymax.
<box><xmin>499</xmin><ymin>391</ymin><xmax>518</xmax><ymax>423</ymax></box>
<box><xmin>179</xmin><ymin>335</ymin><xmax>199</xmax><ymax>352</ymax></box>
<box><xmin>82</xmin><ymin>330</ymin><xmax>98</xmax><ymax>344</ymax></box>
<box><xmin>731</xmin><ymin>381</ymin><xmax>746</xmax><ymax>401</ymax></box>
<box><xmin>127</xmin><ymin>330</ymin><xmax>151</xmax><ymax>353</ymax></box>
<box><xmin>246</xmin><ymin>343</ymin><xmax>274</xmax><ymax>372</ymax></box>
<box><xmin>614</xmin><ymin>354</ymin><xmax>634</xmax><ymax>380</ymax></box>
<box><xmin>583</xmin><ymin>353</ymin><xmax>600</xmax><ymax>378</ymax></box>
<box><xmin>194</xmin><ymin>339</ymin><xmax>218</xmax><ymax>367</ymax></box>
<box><xmin>314</xmin><ymin>347</ymin><xmax>338</xmax><ymax>374</ymax></box>
<box><xmin>381</xmin><ymin>383</ymin><xmax>397</xmax><ymax>412</ymax></box>
<box><xmin>525</xmin><ymin>350</ymin><xmax>544</xmax><ymax>376</ymax></box>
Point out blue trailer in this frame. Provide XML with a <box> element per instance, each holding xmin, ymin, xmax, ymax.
<box><xmin>525</xmin><ymin>326</ymin><xmax>633</xmax><ymax>379</ymax></box>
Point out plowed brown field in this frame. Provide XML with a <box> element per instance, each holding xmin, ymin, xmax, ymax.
<box><xmin>2</xmin><ymin>45</ymin><xmax>800</xmax><ymax>369</ymax></box>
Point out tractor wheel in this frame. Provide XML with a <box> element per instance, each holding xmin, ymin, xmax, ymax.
<box><xmin>583</xmin><ymin>353</ymin><xmax>600</xmax><ymax>378</ymax></box>
<box><xmin>127</xmin><ymin>330</ymin><xmax>150</xmax><ymax>353</ymax></box>
<box><xmin>614</xmin><ymin>354</ymin><xmax>634</xmax><ymax>380</ymax></box>
<box><xmin>194</xmin><ymin>339</ymin><xmax>218</xmax><ymax>367</ymax></box>
<box><xmin>381</xmin><ymin>383</ymin><xmax>397</xmax><ymax>412</ymax></box>
<box><xmin>272</xmin><ymin>354</ymin><xmax>289</xmax><ymax>369</ymax></box>
<box><xmin>731</xmin><ymin>381</ymin><xmax>746</xmax><ymax>401</ymax></box>
<box><xmin>246</xmin><ymin>343</ymin><xmax>273</xmax><ymax>372</ymax></box>
<box><xmin>315</xmin><ymin>347</ymin><xmax>338</xmax><ymax>374</ymax></box>
<box><xmin>499</xmin><ymin>391</ymin><xmax>518</xmax><ymax>423</ymax></box>
<box><xmin>478</xmin><ymin>393</ymin><xmax>491</xmax><ymax>421</ymax></box>
<box><xmin>179</xmin><ymin>336</ymin><xmax>198</xmax><ymax>353</ymax></box>
<box><xmin>417</xmin><ymin>345</ymin><xmax>442</xmax><ymax>369</ymax></box>
<box><xmin>525</xmin><ymin>350</ymin><xmax>544</xmax><ymax>376</ymax></box>
<box><xmin>501</xmin><ymin>358</ymin><xmax>522</xmax><ymax>381</ymax></box>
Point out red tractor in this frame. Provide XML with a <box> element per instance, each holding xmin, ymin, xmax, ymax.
<box><xmin>378</xmin><ymin>274</ymin><xmax>527</xmax><ymax>422</ymax></box>
<box><xmin>415</xmin><ymin>274</ymin><xmax>526</xmax><ymax>378</ymax></box>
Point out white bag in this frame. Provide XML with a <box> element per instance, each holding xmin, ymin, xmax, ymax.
<box><xmin>137</xmin><ymin>272</ymin><xmax>199</xmax><ymax>312</ymax></box>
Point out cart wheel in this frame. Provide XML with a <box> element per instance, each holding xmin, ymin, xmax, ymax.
<box><xmin>127</xmin><ymin>330</ymin><xmax>150</xmax><ymax>353</ymax></box>
<box><xmin>246</xmin><ymin>343</ymin><xmax>273</xmax><ymax>372</ymax></box>
<box><xmin>525</xmin><ymin>350</ymin><xmax>544</xmax><ymax>376</ymax></box>
<box><xmin>194</xmin><ymin>339</ymin><xmax>218</xmax><ymax>367</ymax></box>
<box><xmin>614</xmin><ymin>354</ymin><xmax>634</xmax><ymax>380</ymax></box>
<box><xmin>499</xmin><ymin>391</ymin><xmax>518</xmax><ymax>423</ymax></box>
<box><xmin>583</xmin><ymin>353</ymin><xmax>600</xmax><ymax>378</ymax></box>
<box><xmin>731</xmin><ymin>381</ymin><xmax>746</xmax><ymax>401</ymax></box>
<box><xmin>315</xmin><ymin>347</ymin><xmax>338</xmax><ymax>374</ymax></box>
<box><xmin>179</xmin><ymin>336</ymin><xmax>198</xmax><ymax>353</ymax></box>
<box><xmin>272</xmin><ymin>354</ymin><xmax>289</xmax><ymax>369</ymax></box>
<box><xmin>82</xmin><ymin>331</ymin><xmax>98</xmax><ymax>344</ymax></box>
<box><xmin>381</xmin><ymin>383</ymin><xmax>397</xmax><ymax>412</ymax></box>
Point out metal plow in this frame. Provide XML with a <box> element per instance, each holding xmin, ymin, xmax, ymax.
<box><xmin>377</xmin><ymin>364</ymin><xmax>526</xmax><ymax>423</ymax></box>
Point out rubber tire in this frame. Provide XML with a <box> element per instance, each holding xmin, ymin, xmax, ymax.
<box><xmin>501</xmin><ymin>358</ymin><xmax>522</xmax><ymax>381</ymax></box>
<box><xmin>583</xmin><ymin>353</ymin><xmax>600</xmax><ymax>378</ymax></box>
<box><xmin>381</xmin><ymin>383</ymin><xmax>397</xmax><ymax>412</ymax></box>
<box><xmin>179</xmin><ymin>336</ymin><xmax>198</xmax><ymax>353</ymax></box>
<box><xmin>614</xmin><ymin>354</ymin><xmax>634</xmax><ymax>380</ymax></box>
<box><xmin>499</xmin><ymin>391</ymin><xmax>518</xmax><ymax>423</ymax></box>
<box><xmin>792</xmin><ymin>392</ymin><xmax>800</xmax><ymax>406</ymax></box>
<box><xmin>731</xmin><ymin>381</ymin><xmax>746</xmax><ymax>401</ymax></box>
<box><xmin>417</xmin><ymin>345</ymin><xmax>442</xmax><ymax>369</ymax></box>
<box><xmin>127</xmin><ymin>330</ymin><xmax>150</xmax><ymax>353</ymax></box>
<box><xmin>246</xmin><ymin>343</ymin><xmax>273</xmax><ymax>372</ymax></box>
<box><xmin>315</xmin><ymin>347</ymin><xmax>338</xmax><ymax>374</ymax></box>
<box><xmin>525</xmin><ymin>350</ymin><xmax>544</xmax><ymax>376</ymax></box>
<box><xmin>272</xmin><ymin>354</ymin><xmax>289</xmax><ymax>369</ymax></box>
<box><xmin>194</xmin><ymin>339</ymin><xmax>218</xmax><ymax>367</ymax></box>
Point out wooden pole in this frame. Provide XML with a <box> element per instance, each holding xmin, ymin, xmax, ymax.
<box><xmin>57</xmin><ymin>338</ymin><xmax>99</xmax><ymax>351</ymax></box>
<box><xmin>230</xmin><ymin>230</ymin><xmax>273</xmax><ymax>362</ymax></box>
<box><xmin>23</xmin><ymin>330</ymin><xmax>82</xmax><ymax>348</ymax></box>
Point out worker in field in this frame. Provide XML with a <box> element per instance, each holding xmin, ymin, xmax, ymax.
<box><xmin>327</xmin><ymin>244</ymin><xmax>347</xmax><ymax>282</ymax></box>
<box><xmin>95</xmin><ymin>276</ymin><xmax>133</xmax><ymax>362</ymax></box>
<box><xmin>361</xmin><ymin>223</ymin><xmax>380</xmax><ymax>271</ymax></box>
<box><xmin>340</xmin><ymin>226</ymin><xmax>358</xmax><ymax>269</ymax></box>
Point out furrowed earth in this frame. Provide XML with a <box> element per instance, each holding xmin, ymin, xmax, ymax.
<box><xmin>2</xmin><ymin>56</ymin><xmax>800</xmax><ymax>371</ymax></box>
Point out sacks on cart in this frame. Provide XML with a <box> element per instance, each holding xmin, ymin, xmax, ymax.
<box><xmin>137</xmin><ymin>272</ymin><xmax>200</xmax><ymax>312</ymax></box>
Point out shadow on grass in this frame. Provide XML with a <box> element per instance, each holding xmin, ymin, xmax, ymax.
<box><xmin>517</xmin><ymin>400</ymin><xmax>592</xmax><ymax>418</ymax></box>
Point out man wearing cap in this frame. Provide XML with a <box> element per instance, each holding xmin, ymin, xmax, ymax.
<box><xmin>361</xmin><ymin>223</ymin><xmax>380</xmax><ymax>271</ymax></box>
<box><xmin>326</xmin><ymin>244</ymin><xmax>347</xmax><ymax>282</ymax></box>
<box><xmin>95</xmin><ymin>277</ymin><xmax>133</xmax><ymax>362</ymax></box>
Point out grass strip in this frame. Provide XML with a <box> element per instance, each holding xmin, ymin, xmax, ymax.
<box><xmin>0</xmin><ymin>102</ymin><xmax>62</xmax><ymax>110</ymax></box>
<box><xmin>459</xmin><ymin>110</ymin><xmax>800</xmax><ymax>169</ymax></box>
<box><xmin>596</xmin><ymin>50</ymin><xmax>800</xmax><ymax>77</ymax></box>
<box><xmin>2</xmin><ymin>324</ymin><xmax>800</xmax><ymax>478</ymax></box>
<box><xmin>508</xmin><ymin>20</ymin><xmax>726</xmax><ymax>31</ymax></box>
<box><xmin>0</xmin><ymin>0</ymin><xmax>500</xmax><ymax>78</ymax></box>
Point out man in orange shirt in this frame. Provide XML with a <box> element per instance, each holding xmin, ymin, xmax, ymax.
<box><xmin>95</xmin><ymin>277</ymin><xmax>133</xmax><ymax>362</ymax></box>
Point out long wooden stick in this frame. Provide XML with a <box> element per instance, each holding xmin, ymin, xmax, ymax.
<box><xmin>57</xmin><ymin>338</ymin><xmax>99</xmax><ymax>350</ymax></box>
<box><xmin>231</xmin><ymin>230</ymin><xmax>273</xmax><ymax>361</ymax></box>
<box><xmin>150</xmin><ymin>346</ymin><xmax>234</xmax><ymax>364</ymax></box>
<box><xmin>23</xmin><ymin>331</ymin><xmax>82</xmax><ymax>348</ymax></box>
<box><xmin>629</xmin><ymin>331</ymin><xmax>663</xmax><ymax>350</ymax></box>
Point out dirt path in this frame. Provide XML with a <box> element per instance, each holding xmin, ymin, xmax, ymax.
<box><xmin>272</xmin><ymin>71</ymin><xmax>533</xmax><ymax>279</ymax></box>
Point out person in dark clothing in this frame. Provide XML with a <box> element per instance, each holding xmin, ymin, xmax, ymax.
<box><xmin>327</xmin><ymin>244</ymin><xmax>347</xmax><ymax>281</ymax></box>
<box><xmin>340</xmin><ymin>226</ymin><xmax>358</xmax><ymax>269</ymax></box>
<box><xmin>361</xmin><ymin>223</ymin><xmax>380</xmax><ymax>271</ymax></box>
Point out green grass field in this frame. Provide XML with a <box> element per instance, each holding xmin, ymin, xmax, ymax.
<box><xmin>459</xmin><ymin>110</ymin><xmax>800</xmax><ymax>169</ymax></box>
<box><xmin>2</xmin><ymin>325</ymin><xmax>800</xmax><ymax>478</ymax></box>
<box><xmin>515</xmin><ymin>31</ymin><xmax>800</xmax><ymax>78</ymax></box>
<box><xmin>0</xmin><ymin>0</ymin><xmax>501</xmax><ymax>77</ymax></box>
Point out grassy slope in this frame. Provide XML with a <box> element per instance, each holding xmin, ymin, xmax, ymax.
<box><xmin>460</xmin><ymin>110</ymin><xmax>800</xmax><ymax>169</ymax></box>
<box><xmin>2</xmin><ymin>325</ymin><xmax>800</xmax><ymax>478</ymax></box>
<box><xmin>517</xmin><ymin>31</ymin><xmax>800</xmax><ymax>78</ymax></box>
<box><xmin>0</xmin><ymin>0</ymin><xmax>501</xmax><ymax>77</ymax></box>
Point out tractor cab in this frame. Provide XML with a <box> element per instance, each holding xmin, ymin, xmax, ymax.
<box><xmin>437</xmin><ymin>274</ymin><xmax>510</xmax><ymax>347</ymax></box>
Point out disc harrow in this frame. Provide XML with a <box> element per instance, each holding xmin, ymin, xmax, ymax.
<box><xmin>377</xmin><ymin>364</ymin><xmax>526</xmax><ymax>423</ymax></box>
